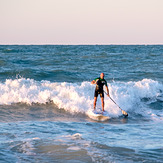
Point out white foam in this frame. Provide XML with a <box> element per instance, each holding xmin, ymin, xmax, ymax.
<box><xmin>0</xmin><ymin>78</ymin><xmax>162</xmax><ymax>119</ymax></box>
<box><xmin>64</xmin><ymin>133</ymin><xmax>83</xmax><ymax>140</ymax></box>
<box><xmin>67</xmin><ymin>146</ymin><xmax>81</xmax><ymax>151</ymax></box>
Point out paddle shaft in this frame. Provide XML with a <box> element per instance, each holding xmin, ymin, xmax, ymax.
<box><xmin>109</xmin><ymin>96</ymin><xmax>123</xmax><ymax>111</ymax></box>
<box><xmin>103</xmin><ymin>89</ymin><xmax>128</xmax><ymax>116</ymax></box>
<box><xmin>103</xmin><ymin>90</ymin><xmax>120</xmax><ymax>108</ymax></box>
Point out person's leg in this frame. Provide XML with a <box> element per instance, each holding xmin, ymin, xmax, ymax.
<box><xmin>94</xmin><ymin>91</ymin><xmax>98</xmax><ymax>110</ymax></box>
<box><xmin>93</xmin><ymin>97</ymin><xmax>97</xmax><ymax>110</ymax></box>
<box><xmin>101</xmin><ymin>97</ymin><xmax>104</xmax><ymax>111</ymax></box>
<box><xmin>100</xmin><ymin>92</ymin><xmax>105</xmax><ymax>111</ymax></box>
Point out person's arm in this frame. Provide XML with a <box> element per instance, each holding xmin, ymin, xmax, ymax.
<box><xmin>91</xmin><ymin>80</ymin><xmax>96</xmax><ymax>84</ymax></box>
<box><xmin>91</xmin><ymin>78</ymin><xmax>98</xmax><ymax>84</ymax></box>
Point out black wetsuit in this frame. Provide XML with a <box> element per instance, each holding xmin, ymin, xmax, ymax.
<box><xmin>94</xmin><ymin>77</ymin><xmax>107</xmax><ymax>98</ymax></box>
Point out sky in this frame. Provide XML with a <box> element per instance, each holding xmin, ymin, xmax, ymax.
<box><xmin>0</xmin><ymin>0</ymin><xmax>163</xmax><ymax>45</ymax></box>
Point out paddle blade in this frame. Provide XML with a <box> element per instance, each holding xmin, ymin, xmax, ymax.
<box><xmin>121</xmin><ymin>110</ymin><xmax>128</xmax><ymax>116</ymax></box>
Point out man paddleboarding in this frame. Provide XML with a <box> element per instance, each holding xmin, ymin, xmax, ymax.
<box><xmin>91</xmin><ymin>73</ymin><xmax>110</xmax><ymax>111</ymax></box>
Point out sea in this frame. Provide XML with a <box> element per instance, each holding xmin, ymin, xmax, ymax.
<box><xmin>0</xmin><ymin>45</ymin><xmax>162</xmax><ymax>163</ymax></box>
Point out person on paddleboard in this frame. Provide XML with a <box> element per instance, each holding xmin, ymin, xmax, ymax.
<box><xmin>91</xmin><ymin>73</ymin><xmax>109</xmax><ymax>111</ymax></box>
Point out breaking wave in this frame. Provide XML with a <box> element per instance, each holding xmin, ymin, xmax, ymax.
<box><xmin>0</xmin><ymin>78</ymin><xmax>162</xmax><ymax>119</ymax></box>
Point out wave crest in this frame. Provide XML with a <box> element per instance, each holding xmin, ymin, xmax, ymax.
<box><xmin>0</xmin><ymin>78</ymin><xmax>162</xmax><ymax>119</ymax></box>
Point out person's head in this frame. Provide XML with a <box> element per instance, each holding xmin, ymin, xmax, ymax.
<box><xmin>100</xmin><ymin>73</ymin><xmax>105</xmax><ymax>79</ymax></box>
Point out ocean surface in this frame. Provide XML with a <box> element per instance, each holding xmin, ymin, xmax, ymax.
<box><xmin>0</xmin><ymin>45</ymin><xmax>163</xmax><ymax>163</ymax></box>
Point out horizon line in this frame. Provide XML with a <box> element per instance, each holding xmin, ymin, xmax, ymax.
<box><xmin>0</xmin><ymin>43</ymin><xmax>163</xmax><ymax>46</ymax></box>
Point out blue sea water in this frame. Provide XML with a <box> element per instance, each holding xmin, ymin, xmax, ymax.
<box><xmin>0</xmin><ymin>45</ymin><xmax>163</xmax><ymax>162</ymax></box>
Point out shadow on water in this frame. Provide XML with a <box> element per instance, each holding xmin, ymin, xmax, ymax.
<box><xmin>0</xmin><ymin>102</ymin><xmax>87</xmax><ymax>123</ymax></box>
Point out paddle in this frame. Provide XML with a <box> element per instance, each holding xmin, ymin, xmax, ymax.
<box><xmin>103</xmin><ymin>90</ymin><xmax>128</xmax><ymax>117</ymax></box>
<box><xmin>93</xmin><ymin>83</ymin><xmax>128</xmax><ymax>117</ymax></box>
<box><xmin>109</xmin><ymin>96</ymin><xmax>128</xmax><ymax>117</ymax></box>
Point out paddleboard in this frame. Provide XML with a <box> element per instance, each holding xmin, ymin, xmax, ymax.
<box><xmin>88</xmin><ymin>109</ymin><xmax>110</xmax><ymax>122</ymax></box>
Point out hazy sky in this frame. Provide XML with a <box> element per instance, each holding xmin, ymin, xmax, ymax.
<box><xmin>0</xmin><ymin>0</ymin><xmax>163</xmax><ymax>44</ymax></box>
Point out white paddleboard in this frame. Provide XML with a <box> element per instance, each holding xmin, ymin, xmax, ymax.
<box><xmin>88</xmin><ymin>109</ymin><xmax>110</xmax><ymax>122</ymax></box>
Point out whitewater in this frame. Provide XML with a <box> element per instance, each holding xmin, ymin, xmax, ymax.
<box><xmin>0</xmin><ymin>45</ymin><xmax>163</xmax><ymax>162</ymax></box>
<box><xmin>0</xmin><ymin>78</ymin><xmax>162</xmax><ymax>119</ymax></box>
